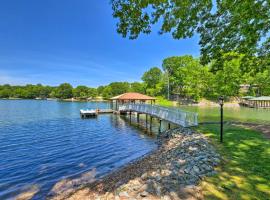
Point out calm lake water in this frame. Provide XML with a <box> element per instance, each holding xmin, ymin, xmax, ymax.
<box><xmin>0</xmin><ymin>100</ymin><xmax>157</xmax><ymax>199</ymax></box>
<box><xmin>180</xmin><ymin>105</ymin><xmax>270</xmax><ymax>124</ymax></box>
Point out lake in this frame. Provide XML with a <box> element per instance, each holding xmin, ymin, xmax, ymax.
<box><xmin>0</xmin><ymin>100</ymin><xmax>157</xmax><ymax>199</ymax></box>
<box><xmin>179</xmin><ymin>105</ymin><xmax>270</xmax><ymax>124</ymax></box>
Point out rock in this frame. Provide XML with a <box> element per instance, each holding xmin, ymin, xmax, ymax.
<box><xmin>140</xmin><ymin>184</ymin><xmax>148</xmax><ymax>192</ymax></box>
<box><xmin>161</xmin><ymin>195</ymin><xmax>171</xmax><ymax>200</ymax></box>
<box><xmin>155</xmin><ymin>175</ymin><xmax>161</xmax><ymax>181</ymax></box>
<box><xmin>141</xmin><ymin>173</ymin><xmax>148</xmax><ymax>180</ymax></box>
<box><xmin>193</xmin><ymin>166</ymin><xmax>200</xmax><ymax>174</ymax></box>
<box><xmin>140</xmin><ymin>191</ymin><xmax>148</xmax><ymax>197</ymax></box>
<box><xmin>119</xmin><ymin>191</ymin><xmax>129</xmax><ymax>197</ymax></box>
<box><xmin>63</xmin><ymin>127</ymin><xmax>220</xmax><ymax>200</ymax></box>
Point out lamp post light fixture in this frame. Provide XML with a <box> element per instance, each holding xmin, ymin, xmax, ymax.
<box><xmin>218</xmin><ymin>96</ymin><xmax>224</xmax><ymax>143</ymax></box>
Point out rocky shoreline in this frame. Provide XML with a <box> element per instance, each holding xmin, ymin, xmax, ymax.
<box><xmin>50</xmin><ymin>127</ymin><xmax>220</xmax><ymax>200</ymax></box>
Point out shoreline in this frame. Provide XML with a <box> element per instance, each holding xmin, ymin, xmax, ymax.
<box><xmin>0</xmin><ymin>98</ymin><xmax>108</xmax><ymax>102</ymax></box>
<box><xmin>49</xmin><ymin>127</ymin><xmax>220</xmax><ymax>200</ymax></box>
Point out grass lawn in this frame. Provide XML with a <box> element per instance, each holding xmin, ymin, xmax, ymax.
<box><xmin>155</xmin><ymin>96</ymin><xmax>175</xmax><ymax>107</ymax></box>
<box><xmin>196</xmin><ymin>124</ymin><xmax>270</xmax><ymax>200</ymax></box>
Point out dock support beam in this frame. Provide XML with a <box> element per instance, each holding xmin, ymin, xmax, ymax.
<box><xmin>168</xmin><ymin>123</ymin><xmax>171</xmax><ymax>130</ymax></box>
<box><xmin>159</xmin><ymin>119</ymin><xmax>162</xmax><ymax>133</ymax></box>
<box><xmin>137</xmin><ymin>113</ymin><xmax>140</xmax><ymax>123</ymax></box>
<box><xmin>150</xmin><ymin>116</ymin><xmax>153</xmax><ymax>131</ymax></box>
<box><xmin>145</xmin><ymin>114</ymin><xmax>148</xmax><ymax>128</ymax></box>
<box><xmin>129</xmin><ymin>111</ymin><xmax>131</xmax><ymax>122</ymax></box>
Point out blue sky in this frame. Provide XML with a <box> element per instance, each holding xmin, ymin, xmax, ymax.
<box><xmin>0</xmin><ymin>0</ymin><xmax>200</xmax><ymax>87</ymax></box>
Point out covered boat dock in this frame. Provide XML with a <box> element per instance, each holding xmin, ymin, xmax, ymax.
<box><xmin>240</xmin><ymin>96</ymin><xmax>270</xmax><ymax>108</ymax></box>
<box><xmin>109</xmin><ymin>93</ymin><xmax>198</xmax><ymax>128</ymax></box>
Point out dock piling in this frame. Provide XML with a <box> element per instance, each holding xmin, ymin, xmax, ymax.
<box><xmin>145</xmin><ymin>114</ymin><xmax>148</xmax><ymax>128</ymax></box>
<box><xmin>159</xmin><ymin>119</ymin><xmax>162</xmax><ymax>133</ymax></box>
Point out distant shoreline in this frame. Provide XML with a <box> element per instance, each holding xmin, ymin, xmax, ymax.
<box><xmin>0</xmin><ymin>98</ymin><xmax>108</xmax><ymax>102</ymax></box>
<box><xmin>0</xmin><ymin>98</ymin><xmax>241</xmax><ymax>108</ymax></box>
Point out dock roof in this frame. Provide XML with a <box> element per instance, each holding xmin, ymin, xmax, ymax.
<box><xmin>242</xmin><ymin>96</ymin><xmax>254</xmax><ymax>99</ymax></box>
<box><xmin>249</xmin><ymin>96</ymin><xmax>270</xmax><ymax>101</ymax></box>
<box><xmin>110</xmin><ymin>92</ymin><xmax>156</xmax><ymax>100</ymax></box>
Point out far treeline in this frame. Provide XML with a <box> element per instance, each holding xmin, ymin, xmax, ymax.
<box><xmin>0</xmin><ymin>52</ymin><xmax>270</xmax><ymax>101</ymax></box>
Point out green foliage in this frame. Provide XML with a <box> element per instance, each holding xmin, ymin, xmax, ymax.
<box><xmin>142</xmin><ymin>67</ymin><xmax>164</xmax><ymax>96</ymax></box>
<box><xmin>251</xmin><ymin>69</ymin><xmax>270</xmax><ymax>96</ymax></box>
<box><xmin>142</xmin><ymin>67</ymin><xmax>162</xmax><ymax>89</ymax></box>
<box><xmin>111</xmin><ymin>0</ymin><xmax>270</xmax><ymax>64</ymax></box>
<box><xmin>130</xmin><ymin>82</ymin><xmax>145</xmax><ymax>93</ymax></box>
<box><xmin>55</xmin><ymin>83</ymin><xmax>73</xmax><ymax>99</ymax></box>
<box><xmin>108</xmin><ymin>82</ymin><xmax>130</xmax><ymax>97</ymax></box>
<box><xmin>155</xmin><ymin>96</ymin><xmax>174</xmax><ymax>107</ymax></box>
<box><xmin>73</xmin><ymin>86</ymin><xmax>88</xmax><ymax>98</ymax></box>
<box><xmin>212</xmin><ymin>56</ymin><xmax>242</xmax><ymax>97</ymax></box>
<box><xmin>162</xmin><ymin>55</ymin><xmax>211</xmax><ymax>101</ymax></box>
<box><xmin>0</xmin><ymin>84</ymin><xmax>55</xmax><ymax>99</ymax></box>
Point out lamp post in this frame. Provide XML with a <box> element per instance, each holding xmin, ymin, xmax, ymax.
<box><xmin>218</xmin><ymin>96</ymin><xmax>224</xmax><ymax>143</ymax></box>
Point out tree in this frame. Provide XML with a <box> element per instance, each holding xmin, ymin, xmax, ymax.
<box><xmin>130</xmin><ymin>82</ymin><xmax>146</xmax><ymax>94</ymax></box>
<box><xmin>0</xmin><ymin>88</ymin><xmax>11</xmax><ymax>98</ymax></box>
<box><xmin>162</xmin><ymin>55</ymin><xmax>199</xmax><ymax>96</ymax></box>
<box><xmin>73</xmin><ymin>86</ymin><xmax>89</xmax><ymax>99</ymax></box>
<box><xmin>108</xmin><ymin>82</ymin><xmax>130</xmax><ymax>96</ymax></box>
<box><xmin>97</xmin><ymin>86</ymin><xmax>105</xmax><ymax>96</ymax></box>
<box><xmin>180</xmin><ymin>62</ymin><xmax>212</xmax><ymax>101</ymax></box>
<box><xmin>141</xmin><ymin>67</ymin><xmax>162</xmax><ymax>89</ymax></box>
<box><xmin>212</xmin><ymin>56</ymin><xmax>242</xmax><ymax>97</ymax></box>
<box><xmin>55</xmin><ymin>83</ymin><xmax>73</xmax><ymax>99</ymax></box>
<box><xmin>250</xmin><ymin>68</ymin><xmax>270</xmax><ymax>96</ymax></box>
<box><xmin>88</xmin><ymin>88</ymin><xmax>97</xmax><ymax>98</ymax></box>
<box><xmin>111</xmin><ymin>0</ymin><xmax>270</xmax><ymax>64</ymax></box>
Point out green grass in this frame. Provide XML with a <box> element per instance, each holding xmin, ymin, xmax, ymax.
<box><xmin>155</xmin><ymin>96</ymin><xmax>175</xmax><ymax>107</ymax></box>
<box><xmin>196</xmin><ymin>124</ymin><xmax>270</xmax><ymax>200</ymax></box>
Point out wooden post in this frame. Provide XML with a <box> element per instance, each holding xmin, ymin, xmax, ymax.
<box><xmin>150</xmin><ymin>116</ymin><xmax>153</xmax><ymax>131</ymax></box>
<box><xmin>146</xmin><ymin>114</ymin><xmax>148</xmax><ymax>128</ymax></box>
<box><xmin>129</xmin><ymin>111</ymin><xmax>131</xmax><ymax>122</ymax></box>
<box><xmin>168</xmin><ymin>123</ymin><xmax>171</xmax><ymax>129</ymax></box>
<box><xmin>137</xmin><ymin>113</ymin><xmax>140</xmax><ymax>123</ymax></box>
<box><xmin>159</xmin><ymin>119</ymin><xmax>162</xmax><ymax>133</ymax></box>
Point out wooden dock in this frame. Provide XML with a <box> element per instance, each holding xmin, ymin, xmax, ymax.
<box><xmin>118</xmin><ymin>104</ymin><xmax>198</xmax><ymax>128</ymax></box>
<box><xmin>80</xmin><ymin>103</ymin><xmax>198</xmax><ymax>129</ymax></box>
<box><xmin>80</xmin><ymin>109</ymin><xmax>113</xmax><ymax>118</ymax></box>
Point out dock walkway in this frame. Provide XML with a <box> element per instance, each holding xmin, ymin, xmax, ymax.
<box><xmin>119</xmin><ymin>104</ymin><xmax>198</xmax><ymax>127</ymax></box>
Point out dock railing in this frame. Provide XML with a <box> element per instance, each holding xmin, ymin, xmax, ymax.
<box><xmin>119</xmin><ymin>104</ymin><xmax>198</xmax><ymax>127</ymax></box>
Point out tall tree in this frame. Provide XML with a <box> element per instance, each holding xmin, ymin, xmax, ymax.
<box><xmin>111</xmin><ymin>0</ymin><xmax>270</xmax><ymax>64</ymax></box>
<box><xmin>141</xmin><ymin>67</ymin><xmax>162</xmax><ymax>89</ymax></box>
<box><xmin>73</xmin><ymin>85</ymin><xmax>89</xmax><ymax>98</ymax></box>
<box><xmin>162</xmin><ymin>55</ymin><xmax>198</xmax><ymax>96</ymax></box>
<box><xmin>55</xmin><ymin>83</ymin><xmax>73</xmax><ymax>99</ymax></box>
<box><xmin>130</xmin><ymin>82</ymin><xmax>146</xmax><ymax>94</ymax></box>
<box><xmin>212</xmin><ymin>56</ymin><xmax>242</xmax><ymax>97</ymax></box>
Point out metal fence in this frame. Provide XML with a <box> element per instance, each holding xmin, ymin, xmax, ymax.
<box><xmin>119</xmin><ymin>104</ymin><xmax>198</xmax><ymax>127</ymax></box>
